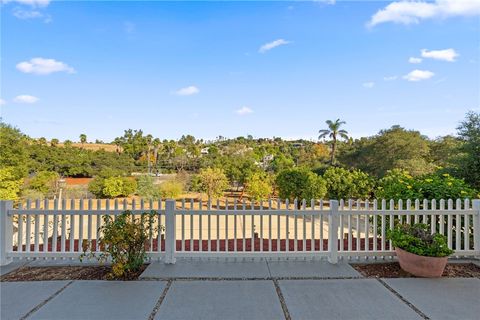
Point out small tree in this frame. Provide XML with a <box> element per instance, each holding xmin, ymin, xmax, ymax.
<box><xmin>323</xmin><ymin>167</ymin><xmax>374</xmax><ymax>200</ymax></box>
<box><xmin>158</xmin><ymin>180</ymin><xmax>183</xmax><ymax>199</ymax></box>
<box><xmin>28</xmin><ymin>171</ymin><xmax>60</xmax><ymax>197</ymax></box>
<box><xmin>245</xmin><ymin>172</ymin><xmax>273</xmax><ymax>202</ymax></box>
<box><xmin>197</xmin><ymin>167</ymin><xmax>229</xmax><ymax>199</ymax></box>
<box><xmin>79</xmin><ymin>133</ymin><xmax>87</xmax><ymax>147</ymax></box>
<box><xmin>276</xmin><ymin>168</ymin><xmax>327</xmax><ymax>203</ymax></box>
<box><xmin>0</xmin><ymin>167</ymin><xmax>23</xmax><ymax>200</ymax></box>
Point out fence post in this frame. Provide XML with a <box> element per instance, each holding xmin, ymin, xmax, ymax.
<box><xmin>0</xmin><ymin>201</ymin><xmax>13</xmax><ymax>266</ymax></box>
<box><xmin>473</xmin><ymin>199</ymin><xmax>480</xmax><ymax>259</ymax></box>
<box><xmin>164</xmin><ymin>199</ymin><xmax>176</xmax><ymax>264</ymax></box>
<box><xmin>328</xmin><ymin>200</ymin><xmax>339</xmax><ymax>264</ymax></box>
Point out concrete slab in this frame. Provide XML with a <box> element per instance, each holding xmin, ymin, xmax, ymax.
<box><xmin>0</xmin><ymin>261</ymin><xmax>29</xmax><ymax>276</ymax></box>
<box><xmin>155</xmin><ymin>280</ymin><xmax>284</xmax><ymax>320</ymax></box>
<box><xmin>1</xmin><ymin>281</ymin><xmax>69</xmax><ymax>320</ymax></box>
<box><xmin>279</xmin><ymin>279</ymin><xmax>422</xmax><ymax>320</ymax></box>
<box><xmin>29</xmin><ymin>281</ymin><xmax>166</xmax><ymax>320</ymax></box>
<box><xmin>384</xmin><ymin>278</ymin><xmax>480</xmax><ymax>320</ymax></box>
<box><xmin>267</xmin><ymin>260</ymin><xmax>361</xmax><ymax>278</ymax></box>
<box><xmin>140</xmin><ymin>260</ymin><xmax>270</xmax><ymax>279</ymax></box>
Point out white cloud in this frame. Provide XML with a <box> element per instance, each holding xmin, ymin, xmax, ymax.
<box><xmin>409</xmin><ymin>57</ymin><xmax>422</xmax><ymax>64</ymax></box>
<box><xmin>314</xmin><ymin>0</ymin><xmax>336</xmax><ymax>4</ymax></box>
<box><xmin>403</xmin><ymin>69</ymin><xmax>435</xmax><ymax>81</ymax></box>
<box><xmin>0</xmin><ymin>98</ymin><xmax>6</xmax><ymax>105</ymax></box>
<box><xmin>174</xmin><ymin>86</ymin><xmax>200</xmax><ymax>96</ymax></box>
<box><xmin>367</xmin><ymin>0</ymin><xmax>480</xmax><ymax>27</ymax></box>
<box><xmin>421</xmin><ymin>48</ymin><xmax>458</xmax><ymax>62</ymax></box>
<box><xmin>362</xmin><ymin>82</ymin><xmax>375</xmax><ymax>88</ymax></box>
<box><xmin>384</xmin><ymin>75</ymin><xmax>398</xmax><ymax>81</ymax></box>
<box><xmin>236</xmin><ymin>106</ymin><xmax>253</xmax><ymax>115</ymax></box>
<box><xmin>13</xmin><ymin>95</ymin><xmax>39</xmax><ymax>103</ymax></box>
<box><xmin>3</xmin><ymin>0</ymin><xmax>50</xmax><ymax>7</ymax></box>
<box><xmin>259</xmin><ymin>39</ymin><xmax>290</xmax><ymax>53</ymax></box>
<box><xmin>16</xmin><ymin>58</ymin><xmax>75</xmax><ymax>75</ymax></box>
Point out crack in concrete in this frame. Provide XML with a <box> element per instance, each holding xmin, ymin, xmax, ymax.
<box><xmin>20</xmin><ymin>280</ymin><xmax>73</xmax><ymax>320</ymax></box>
<box><xmin>147</xmin><ymin>279</ymin><xmax>173</xmax><ymax>320</ymax></box>
<box><xmin>272</xmin><ymin>279</ymin><xmax>291</xmax><ymax>320</ymax></box>
<box><xmin>376</xmin><ymin>278</ymin><xmax>430</xmax><ymax>320</ymax></box>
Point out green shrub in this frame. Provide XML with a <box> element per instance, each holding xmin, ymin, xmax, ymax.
<box><xmin>0</xmin><ymin>167</ymin><xmax>23</xmax><ymax>200</ymax></box>
<box><xmin>88</xmin><ymin>176</ymin><xmax>137</xmax><ymax>198</ymax></box>
<box><xmin>245</xmin><ymin>172</ymin><xmax>273</xmax><ymax>201</ymax></box>
<box><xmin>136</xmin><ymin>175</ymin><xmax>161</xmax><ymax>200</ymax></box>
<box><xmin>376</xmin><ymin>169</ymin><xmax>420</xmax><ymax>200</ymax></box>
<box><xmin>158</xmin><ymin>180</ymin><xmax>183</xmax><ymax>199</ymax></box>
<box><xmin>28</xmin><ymin>171</ymin><xmax>59</xmax><ymax>196</ymax></box>
<box><xmin>323</xmin><ymin>167</ymin><xmax>374</xmax><ymax>200</ymax></box>
<box><xmin>196</xmin><ymin>168</ymin><xmax>229</xmax><ymax>199</ymax></box>
<box><xmin>276</xmin><ymin>168</ymin><xmax>327</xmax><ymax>203</ymax></box>
<box><xmin>387</xmin><ymin>223</ymin><xmax>453</xmax><ymax>257</ymax></box>
<box><xmin>21</xmin><ymin>189</ymin><xmax>45</xmax><ymax>201</ymax></box>
<box><xmin>81</xmin><ymin>211</ymin><xmax>157</xmax><ymax>279</ymax></box>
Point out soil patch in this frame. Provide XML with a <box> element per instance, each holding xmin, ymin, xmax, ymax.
<box><xmin>352</xmin><ymin>262</ymin><xmax>480</xmax><ymax>278</ymax></box>
<box><xmin>0</xmin><ymin>264</ymin><xmax>147</xmax><ymax>281</ymax></box>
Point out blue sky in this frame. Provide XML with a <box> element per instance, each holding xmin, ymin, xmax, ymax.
<box><xmin>1</xmin><ymin>0</ymin><xmax>479</xmax><ymax>142</ymax></box>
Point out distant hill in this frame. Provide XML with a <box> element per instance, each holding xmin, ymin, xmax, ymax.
<box><xmin>58</xmin><ymin>143</ymin><xmax>118</xmax><ymax>152</ymax></box>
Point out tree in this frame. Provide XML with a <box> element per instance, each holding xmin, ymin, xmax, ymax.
<box><xmin>456</xmin><ymin>111</ymin><xmax>480</xmax><ymax>189</ymax></box>
<box><xmin>197</xmin><ymin>168</ymin><xmax>229</xmax><ymax>199</ymax></box>
<box><xmin>0</xmin><ymin>167</ymin><xmax>23</xmax><ymax>200</ymax></box>
<box><xmin>79</xmin><ymin>134</ymin><xmax>87</xmax><ymax>147</ymax></box>
<box><xmin>339</xmin><ymin>126</ymin><xmax>434</xmax><ymax>177</ymax></box>
<box><xmin>28</xmin><ymin>171</ymin><xmax>60</xmax><ymax>197</ymax></box>
<box><xmin>318</xmin><ymin>119</ymin><xmax>348</xmax><ymax>165</ymax></box>
<box><xmin>0</xmin><ymin>123</ymin><xmax>30</xmax><ymax>179</ymax></box>
<box><xmin>275</xmin><ymin>168</ymin><xmax>327</xmax><ymax>203</ymax></box>
<box><xmin>50</xmin><ymin>138</ymin><xmax>59</xmax><ymax>147</ymax></box>
<box><xmin>245</xmin><ymin>172</ymin><xmax>273</xmax><ymax>201</ymax></box>
<box><xmin>158</xmin><ymin>180</ymin><xmax>183</xmax><ymax>198</ymax></box>
<box><xmin>322</xmin><ymin>167</ymin><xmax>374</xmax><ymax>200</ymax></box>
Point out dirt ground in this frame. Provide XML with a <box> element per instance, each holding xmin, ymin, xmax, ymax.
<box><xmin>352</xmin><ymin>262</ymin><xmax>480</xmax><ymax>278</ymax></box>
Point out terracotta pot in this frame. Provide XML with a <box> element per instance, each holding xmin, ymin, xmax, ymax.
<box><xmin>395</xmin><ymin>247</ymin><xmax>448</xmax><ymax>278</ymax></box>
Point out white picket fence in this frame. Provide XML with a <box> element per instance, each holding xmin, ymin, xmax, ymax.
<box><xmin>1</xmin><ymin>198</ymin><xmax>479</xmax><ymax>265</ymax></box>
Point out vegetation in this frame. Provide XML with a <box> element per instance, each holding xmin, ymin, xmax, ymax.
<box><xmin>81</xmin><ymin>211</ymin><xmax>157</xmax><ymax>279</ymax></box>
<box><xmin>387</xmin><ymin>224</ymin><xmax>453</xmax><ymax>257</ymax></box>
<box><xmin>1</xmin><ymin>111</ymin><xmax>478</xmax><ymax>201</ymax></box>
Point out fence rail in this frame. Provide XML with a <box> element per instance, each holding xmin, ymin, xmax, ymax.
<box><xmin>1</xmin><ymin>198</ymin><xmax>479</xmax><ymax>265</ymax></box>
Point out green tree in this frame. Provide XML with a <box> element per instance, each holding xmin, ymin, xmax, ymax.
<box><xmin>0</xmin><ymin>123</ymin><xmax>30</xmax><ymax>179</ymax></box>
<box><xmin>323</xmin><ymin>167</ymin><xmax>374</xmax><ymax>200</ymax></box>
<box><xmin>197</xmin><ymin>167</ymin><xmax>229</xmax><ymax>199</ymax></box>
<box><xmin>456</xmin><ymin>111</ymin><xmax>480</xmax><ymax>189</ymax></box>
<box><xmin>276</xmin><ymin>168</ymin><xmax>327</xmax><ymax>203</ymax></box>
<box><xmin>158</xmin><ymin>180</ymin><xmax>183</xmax><ymax>199</ymax></box>
<box><xmin>245</xmin><ymin>172</ymin><xmax>273</xmax><ymax>201</ymax></box>
<box><xmin>50</xmin><ymin>138</ymin><xmax>59</xmax><ymax>147</ymax></box>
<box><xmin>28</xmin><ymin>171</ymin><xmax>60</xmax><ymax>197</ymax></box>
<box><xmin>79</xmin><ymin>134</ymin><xmax>87</xmax><ymax>146</ymax></box>
<box><xmin>0</xmin><ymin>167</ymin><xmax>23</xmax><ymax>200</ymax></box>
<box><xmin>318</xmin><ymin>119</ymin><xmax>348</xmax><ymax>165</ymax></box>
<box><xmin>136</xmin><ymin>175</ymin><xmax>161</xmax><ymax>200</ymax></box>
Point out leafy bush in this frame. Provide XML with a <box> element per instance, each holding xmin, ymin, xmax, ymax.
<box><xmin>376</xmin><ymin>169</ymin><xmax>477</xmax><ymax>200</ymax></box>
<box><xmin>387</xmin><ymin>223</ymin><xmax>453</xmax><ymax>257</ymax></box>
<box><xmin>88</xmin><ymin>176</ymin><xmax>137</xmax><ymax>198</ymax></box>
<box><xmin>21</xmin><ymin>189</ymin><xmax>45</xmax><ymax>201</ymax></box>
<box><xmin>196</xmin><ymin>168</ymin><xmax>229</xmax><ymax>199</ymax></box>
<box><xmin>275</xmin><ymin>168</ymin><xmax>327</xmax><ymax>203</ymax></box>
<box><xmin>28</xmin><ymin>171</ymin><xmax>59</xmax><ymax>196</ymax></box>
<box><xmin>81</xmin><ymin>211</ymin><xmax>157</xmax><ymax>279</ymax></box>
<box><xmin>0</xmin><ymin>167</ymin><xmax>23</xmax><ymax>200</ymax></box>
<box><xmin>245</xmin><ymin>172</ymin><xmax>273</xmax><ymax>201</ymax></box>
<box><xmin>322</xmin><ymin>167</ymin><xmax>374</xmax><ymax>200</ymax></box>
<box><xmin>158</xmin><ymin>180</ymin><xmax>183</xmax><ymax>198</ymax></box>
<box><xmin>136</xmin><ymin>175</ymin><xmax>161</xmax><ymax>200</ymax></box>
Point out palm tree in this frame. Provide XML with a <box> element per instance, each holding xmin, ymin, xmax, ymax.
<box><xmin>318</xmin><ymin>119</ymin><xmax>348</xmax><ymax>165</ymax></box>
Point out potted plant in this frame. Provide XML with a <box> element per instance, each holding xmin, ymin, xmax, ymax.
<box><xmin>387</xmin><ymin>223</ymin><xmax>453</xmax><ymax>277</ymax></box>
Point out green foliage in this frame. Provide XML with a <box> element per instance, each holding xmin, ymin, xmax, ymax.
<box><xmin>245</xmin><ymin>172</ymin><xmax>273</xmax><ymax>201</ymax></box>
<box><xmin>376</xmin><ymin>169</ymin><xmax>477</xmax><ymax>200</ymax></box>
<box><xmin>0</xmin><ymin>123</ymin><xmax>29</xmax><ymax>179</ymax></box>
<box><xmin>339</xmin><ymin>126</ymin><xmax>434</xmax><ymax>177</ymax></box>
<box><xmin>28</xmin><ymin>171</ymin><xmax>59</xmax><ymax>196</ymax></box>
<box><xmin>0</xmin><ymin>167</ymin><xmax>23</xmax><ymax>200</ymax></box>
<box><xmin>387</xmin><ymin>224</ymin><xmax>453</xmax><ymax>257</ymax></box>
<box><xmin>275</xmin><ymin>168</ymin><xmax>327</xmax><ymax>202</ymax></box>
<box><xmin>136</xmin><ymin>175</ymin><xmax>161</xmax><ymax>200</ymax></box>
<box><xmin>376</xmin><ymin>169</ymin><xmax>419</xmax><ymax>200</ymax></box>
<box><xmin>269</xmin><ymin>154</ymin><xmax>295</xmax><ymax>173</ymax></box>
<box><xmin>158</xmin><ymin>180</ymin><xmax>183</xmax><ymax>198</ymax></box>
<box><xmin>197</xmin><ymin>167</ymin><xmax>229</xmax><ymax>199</ymax></box>
<box><xmin>456</xmin><ymin>111</ymin><xmax>480</xmax><ymax>189</ymax></box>
<box><xmin>21</xmin><ymin>189</ymin><xmax>45</xmax><ymax>201</ymax></box>
<box><xmin>323</xmin><ymin>167</ymin><xmax>374</xmax><ymax>199</ymax></box>
<box><xmin>81</xmin><ymin>211</ymin><xmax>157</xmax><ymax>279</ymax></box>
<box><xmin>88</xmin><ymin>176</ymin><xmax>137</xmax><ymax>198</ymax></box>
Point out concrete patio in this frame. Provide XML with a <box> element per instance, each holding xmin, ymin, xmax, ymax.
<box><xmin>1</xmin><ymin>260</ymin><xmax>479</xmax><ymax>320</ymax></box>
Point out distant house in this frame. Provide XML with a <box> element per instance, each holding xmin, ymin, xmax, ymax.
<box><xmin>292</xmin><ymin>142</ymin><xmax>303</xmax><ymax>148</ymax></box>
<box><xmin>201</xmin><ymin>147</ymin><xmax>209</xmax><ymax>154</ymax></box>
